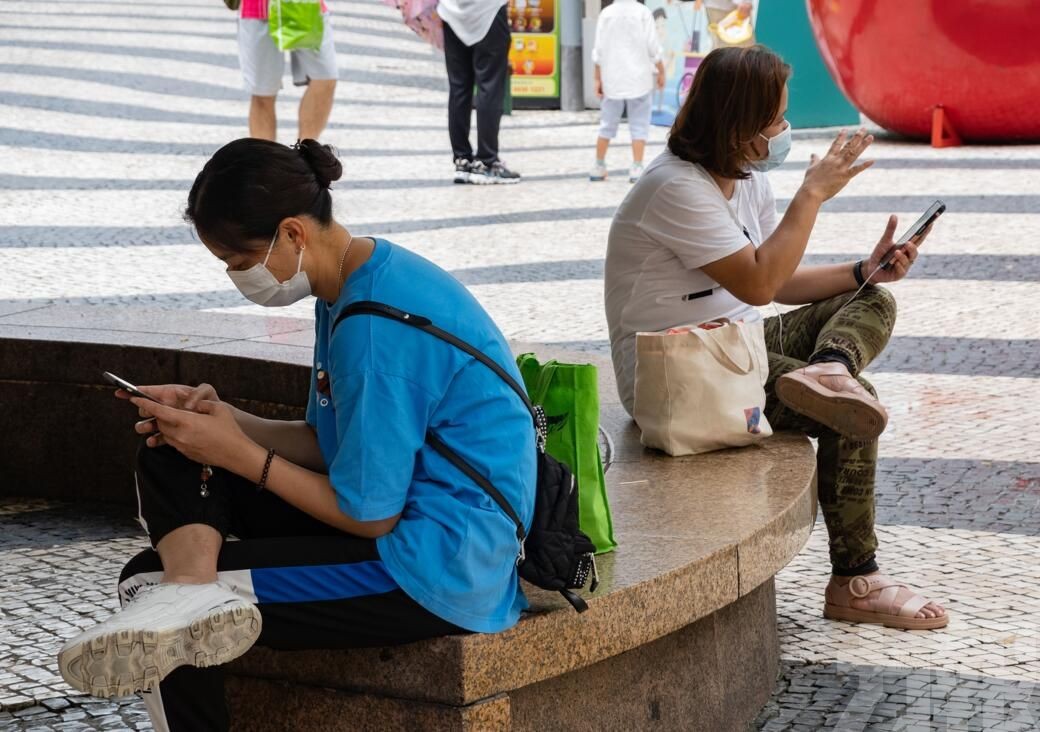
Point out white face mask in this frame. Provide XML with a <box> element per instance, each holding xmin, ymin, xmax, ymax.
<box><xmin>748</xmin><ymin>122</ymin><xmax>792</xmax><ymax>173</ymax></box>
<box><xmin>226</xmin><ymin>229</ymin><xmax>312</xmax><ymax>307</ymax></box>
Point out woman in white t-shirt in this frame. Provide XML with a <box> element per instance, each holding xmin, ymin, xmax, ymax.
<box><xmin>605</xmin><ymin>47</ymin><xmax>948</xmax><ymax>630</ymax></box>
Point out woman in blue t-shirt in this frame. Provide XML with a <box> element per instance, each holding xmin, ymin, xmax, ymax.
<box><xmin>57</xmin><ymin>139</ymin><xmax>536</xmax><ymax>732</ymax></box>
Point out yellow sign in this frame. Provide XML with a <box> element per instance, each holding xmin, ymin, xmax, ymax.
<box><xmin>508</xmin><ymin>0</ymin><xmax>559</xmax><ymax>99</ymax></box>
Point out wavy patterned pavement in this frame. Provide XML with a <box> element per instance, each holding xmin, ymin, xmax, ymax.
<box><xmin>2</xmin><ymin>1</ymin><xmax>1039</xmax><ymax>729</ymax></box>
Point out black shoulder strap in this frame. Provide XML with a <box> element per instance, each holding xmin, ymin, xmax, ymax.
<box><xmin>332</xmin><ymin>301</ymin><xmax>537</xmax><ymax>421</ymax></box>
<box><xmin>331</xmin><ymin>300</ymin><xmax>529</xmax><ymax>543</ymax></box>
<box><xmin>426</xmin><ymin>431</ymin><xmax>525</xmax><ymax>544</ymax></box>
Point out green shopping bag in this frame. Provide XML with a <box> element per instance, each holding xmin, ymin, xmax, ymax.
<box><xmin>517</xmin><ymin>354</ymin><xmax>617</xmax><ymax>554</ymax></box>
<box><xmin>268</xmin><ymin>0</ymin><xmax>324</xmax><ymax>51</ymax></box>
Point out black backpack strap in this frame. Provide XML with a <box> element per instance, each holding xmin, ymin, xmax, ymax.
<box><xmin>561</xmin><ymin>589</ymin><xmax>589</xmax><ymax>613</ymax></box>
<box><xmin>332</xmin><ymin>301</ymin><xmax>537</xmax><ymax>421</ymax></box>
<box><xmin>332</xmin><ymin>300</ymin><xmax>529</xmax><ymax>545</ymax></box>
<box><xmin>426</xmin><ymin>431</ymin><xmax>526</xmax><ymax>548</ymax></box>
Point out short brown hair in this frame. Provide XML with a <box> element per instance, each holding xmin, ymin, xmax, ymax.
<box><xmin>668</xmin><ymin>46</ymin><xmax>791</xmax><ymax>180</ymax></box>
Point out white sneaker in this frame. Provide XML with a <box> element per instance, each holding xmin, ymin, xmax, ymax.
<box><xmin>57</xmin><ymin>582</ymin><xmax>261</xmax><ymax>698</ymax></box>
<box><xmin>589</xmin><ymin>161</ymin><xmax>608</xmax><ymax>181</ymax></box>
<box><xmin>629</xmin><ymin>162</ymin><xmax>645</xmax><ymax>183</ymax></box>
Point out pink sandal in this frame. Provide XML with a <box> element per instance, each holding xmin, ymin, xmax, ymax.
<box><xmin>776</xmin><ymin>362</ymin><xmax>888</xmax><ymax>441</ymax></box>
<box><xmin>824</xmin><ymin>574</ymin><xmax>949</xmax><ymax>630</ymax></box>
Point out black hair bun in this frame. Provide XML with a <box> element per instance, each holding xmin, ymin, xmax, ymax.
<box><xmin>294</xmin><ymin>139</ymin><xmax>343</xmax><ymax>189</ymax></box>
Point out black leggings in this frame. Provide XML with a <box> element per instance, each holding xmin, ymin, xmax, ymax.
<box><xmin>124</xmin><ymin>444</ymin><xmax>463</xmax><ymax>732</ymax></box>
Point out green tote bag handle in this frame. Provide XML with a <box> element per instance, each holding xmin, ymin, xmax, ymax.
<box><xmin>531</xmin><ymin>359</ymin><xmax>558</xmax><ymax>404</ymax></box>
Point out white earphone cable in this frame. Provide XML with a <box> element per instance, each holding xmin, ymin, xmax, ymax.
<box><xmin>771</xmin><ymin>260</ymin><xmax>884</xmax><ymax>360</ymax></box>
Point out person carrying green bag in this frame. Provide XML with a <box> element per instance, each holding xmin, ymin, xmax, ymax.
<box><xmin>517</xmin><ymin>354</ymin><xmax>617</xmax><ymax>555</ymax></box>
<box><xmin>235</xmin><ymin>0</ymin><xmax>338</xmax><ymax>141</ymax></box>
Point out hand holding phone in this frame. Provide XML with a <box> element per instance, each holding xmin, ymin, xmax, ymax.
<box><xmin>880</xmin><ymin>199</ymin><xmax>945</xmax><ymax>269</ymax></box>
<box><xmin>102</xmin><ymin>371</ymin><xmax>161</xmax><ymax>402</ymax></box>
<box><xmin>103</xmin><ymin>371</ymin><xmax>166</xmax><ymax>441</ymax></box>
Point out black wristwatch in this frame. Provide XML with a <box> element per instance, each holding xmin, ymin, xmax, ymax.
<box><xmin>853</xmin><ymin>260</ymin><xmax>867</xmax><ymax>287</ymax></box>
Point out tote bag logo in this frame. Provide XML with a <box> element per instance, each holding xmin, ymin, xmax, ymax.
<box><xmin>744</xmin><ymin>406</ymin><xmax>763</xmax><ymax>435</ymax></box>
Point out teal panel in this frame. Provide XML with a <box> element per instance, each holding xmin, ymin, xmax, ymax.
<box><xmin>756</xmin><ymin>1</ymin><xmax>860</xmax><ymax>128</ymax></box>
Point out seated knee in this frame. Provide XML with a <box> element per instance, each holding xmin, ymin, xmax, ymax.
<box><xmin>135</xmin><ymin>440</ymin><xmax>160</xmax><ymax>471</ymax></box>
<box><xmin>135</xmin><ymin>442</ymin><xmax>182</xmax><ymax>477</ymax></box>
<box><xmin>869</xmin><ymin>285</ymin><xmax>897</xmax><ymax>318</ymax></box>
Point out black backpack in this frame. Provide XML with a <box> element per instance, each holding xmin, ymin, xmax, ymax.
<box><xmin>333</xmin><ymin>301</ymin><xmax>599</xmax><ymax>612</ymax></box>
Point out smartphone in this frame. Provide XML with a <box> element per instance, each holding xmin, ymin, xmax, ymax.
<box><xmin>881</xmin><ymin>200</ymin><xmax>946</xmax><ymax>268</ymax></box>
<box><xmin>102</xmin><ymin>371</ymin><xmax>160</xmax><ymax>403</ymax></box>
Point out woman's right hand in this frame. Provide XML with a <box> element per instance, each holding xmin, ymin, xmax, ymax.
<box><xmin>801</xmin><ymin>128</ymin><xmax>874</xmax><ymax>203</ymax></box>
<box><xmin>115</xmin><ymin>383</ymin><xmax>220</xmax><ymax>412</ymax></box>
<box><xmin>116</xmin><ymin>384</ymin><xmax>222</xmax><ymax>443</ymax></box>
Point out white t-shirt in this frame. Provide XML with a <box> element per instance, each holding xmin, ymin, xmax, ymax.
<box><xmin>604</xmin><ymin>149</ymin><xmax>779</xmax><ymax>415</ymax></box>
<box><xmin>591</xmin><ymin>0</ymin><xmax>662</xmax><ymax>100</ymax></box>
<box><xmin>438</xmin><ymin>0</ymin><xmax>507</xmax><ymax>47</ymax></box>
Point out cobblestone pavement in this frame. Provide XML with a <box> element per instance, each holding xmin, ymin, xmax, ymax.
<box><xmin>2</xmin><ymin>0</ymin><xmax>1040</xmax><ymax>729</ymax></box>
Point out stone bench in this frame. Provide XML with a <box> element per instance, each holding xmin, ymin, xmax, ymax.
<box><xmin>0</xmin><ymin>305</ymin><xmax>817</xmax><ymax>731</ymax></box>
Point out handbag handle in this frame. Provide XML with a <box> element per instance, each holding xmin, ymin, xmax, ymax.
<box><xmin>530</xmin><ymin>359</ymin><xmax>558</xmax><ymax>404</ymax></box>
<box><xmin>689</xmin><ymin>324</ymin><xmax>755</xmax><ymax>375</ymax></box>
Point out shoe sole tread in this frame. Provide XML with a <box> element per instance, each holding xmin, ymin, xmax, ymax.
<box><xmin>58</xmin><ymin>602</ymin><xmax>261</xmax><ymax>698</ymax></box>
<box><xmin>775</xmin><ymin>373</ymin><xmax>887</xmax><ymax>441</ymax></box>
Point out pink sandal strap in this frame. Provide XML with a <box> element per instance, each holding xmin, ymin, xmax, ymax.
<box><xmin>833</xmin><ymin>574</ymin><xmax>933</xmax><ymax>619</ymax></box>
<box><xmin>844</xmin><ymin>574</ymin><xmax>901</xmax><ymax>599</ymax></box>
<box><xmin>896</xmin><ymin>593</ymin><xmax>931</xmax><ymax>619</ymax></box>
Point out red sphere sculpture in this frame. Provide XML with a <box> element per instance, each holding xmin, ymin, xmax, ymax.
<box><xmin>806</xmin><ymin>0</ymin><xmax>1040</xmax><ymax>142</ymax></box>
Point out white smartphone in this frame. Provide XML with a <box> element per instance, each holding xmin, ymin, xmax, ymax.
<box><xmin>881</xmin><ymin>200</ymin><xmax>946</xmax><ymax>268</ymax></box>
<box><xmin>102</xmin><ymin>371</ymin><xmax>160</xmax><ymax>403</ymax></box>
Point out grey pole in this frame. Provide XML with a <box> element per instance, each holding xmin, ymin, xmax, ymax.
<box><xmin>559</xmin><ymin>0</ymin><xmax>584</xmax><ymax>111</ymax></box>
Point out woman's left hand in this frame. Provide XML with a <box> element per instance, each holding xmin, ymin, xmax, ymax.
<box><xmin>863</xmin><ymin>214</ymin><xmax>933</xmax><ymax>284</ymax></box>
<box><xmin>131</xmin><ymin>397</ymin><xmax>252</xmax><ymax>469</ymax></box>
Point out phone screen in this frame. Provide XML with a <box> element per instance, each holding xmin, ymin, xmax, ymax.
<box><xmin>102</xmin><ymin>371</ymin><xmax>160</xmax><ymax>403</ymax></box>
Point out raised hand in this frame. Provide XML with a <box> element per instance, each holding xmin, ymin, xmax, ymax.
<box><xmin>802</xmin><ymin>128</ymin><xmax>875</xmax><ymax>203</ymax></box>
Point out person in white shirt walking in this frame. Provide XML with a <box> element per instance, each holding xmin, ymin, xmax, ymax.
<box><xmin>438</xmin><ymin>0</ymin><xmax>521</xmax><ymax>184</ymax></box>
<box><xmin>591</xmin><ymin>0</ymin><xmax>666</xmax><ymax>183</ymax></box>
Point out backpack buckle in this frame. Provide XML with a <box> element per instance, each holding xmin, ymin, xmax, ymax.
<box><xmin>517</xmin><ymin>537</ymin><xmax>526</xmax><ymax>565</ymax></box>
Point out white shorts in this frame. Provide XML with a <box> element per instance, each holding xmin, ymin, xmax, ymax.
<box><xmin>598</xmin><ymin>93</ymin><xmax>653</xmax><ymax>141</ymax></box>
<box><xmin>237</xmin><ymin>16</ymin><xmax>338</xmax><ymax>96</ymax></box>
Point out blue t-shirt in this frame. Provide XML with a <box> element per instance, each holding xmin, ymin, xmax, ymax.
<box><xmin>305</xmin><ymin>240</ymin><xmax>536</xmax><ymax>633</ymax></box>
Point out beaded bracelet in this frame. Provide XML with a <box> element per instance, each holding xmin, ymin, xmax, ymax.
<box><xmin>257</xmin><ymin>448</ymin><xmax>276</xmax><ymax>493</ymax></box>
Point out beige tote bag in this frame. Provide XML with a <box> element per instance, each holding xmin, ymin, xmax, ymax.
<box><xmin>633</xmin><ymin>320</ymin><xmax>772</xmax><ymax>456</ymax></box>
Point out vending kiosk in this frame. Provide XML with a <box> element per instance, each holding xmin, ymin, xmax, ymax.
<box><xmin>508</xmin><ymin>0</ymin><xmax>562</xmax><ymax>108</ymax></box>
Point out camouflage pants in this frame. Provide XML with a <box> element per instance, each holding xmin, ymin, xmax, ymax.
<box><xmin>763</xmin><ymin>286</ymin><xmax>897</xmax><ymax>572</ymax></box>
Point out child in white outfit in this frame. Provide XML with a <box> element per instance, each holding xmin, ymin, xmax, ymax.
<box><xmin>591</xmin><ymin>0</ymin><xmax>665</xmax><ymax>183</ymax></box>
